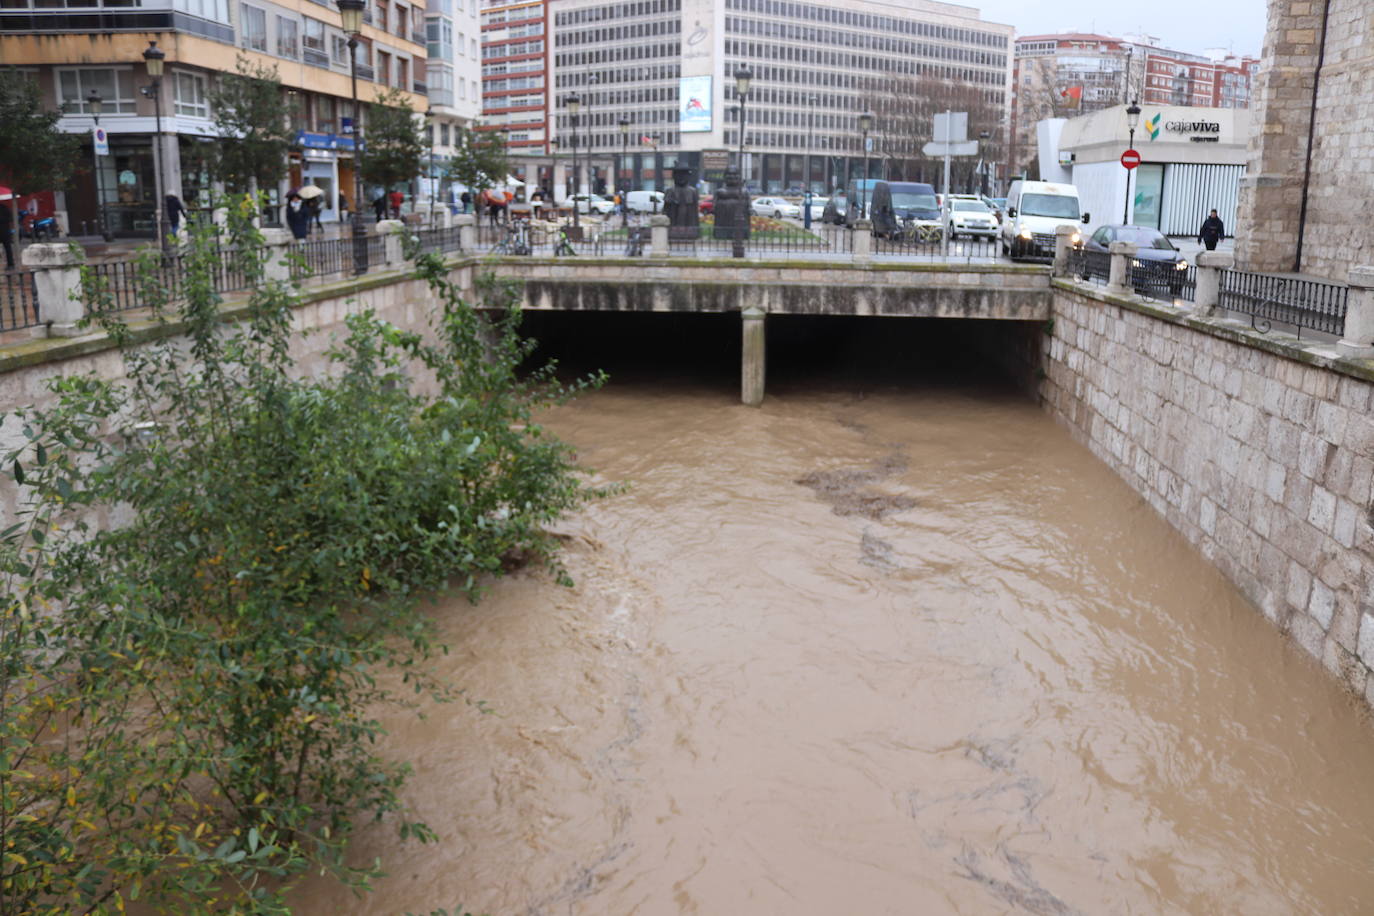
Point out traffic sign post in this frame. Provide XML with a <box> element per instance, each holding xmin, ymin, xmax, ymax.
<box><xmin>1120</xmin><ymin>148</ymin><xmax>1140</xmax><ymax>170</ymax></box>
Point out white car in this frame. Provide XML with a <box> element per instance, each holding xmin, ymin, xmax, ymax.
<box><xmin>751</xmin><ymin>196</ymin><xmax>801</xmax><ymax>219</ymax></box>
<box><xmin>572</xmin><ymin>194</ymin><xmax>616</xmax><ymax>215</ymax></box>
<box><xmin>947</xmin><ymin>196</ymin><xmax>998</xmax><ymax>240</ymax></box>
<box><xmin>806</xmin><ymin>196</ymin><xmax>830</xmax><ymax>221</ymax></box>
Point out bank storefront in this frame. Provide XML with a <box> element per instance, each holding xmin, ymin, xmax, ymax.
<box><xmin>1045</xmin><ymin>105</ymin><xmax>1251</xmax><ymax>237</ymax></box>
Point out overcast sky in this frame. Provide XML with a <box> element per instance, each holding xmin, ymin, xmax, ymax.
<box><xmin>968</xmin><ymin>0</ymin><xmax>1267</xmax><ymax>57</ymax></box>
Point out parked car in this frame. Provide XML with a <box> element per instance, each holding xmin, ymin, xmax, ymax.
<box><xmin>1084</xmin><ymin>225</ymin><xmax>1190</xmax><ymax>295</ymax></box>
<box><xmin>625</xmin><ymin>190</ymin><xmax>665</xmax><ymax>213</ymax></box>
<box><xmin>806</xmin><ymin>196</ymin><xmax>830</xmax><ymax>221</ymax></box>
<box><xmin>751</xmin><ymin>196</ymin><xmax>801</xmax><ymax>219</ymax></box>
<box><xmin>946</xmin><ymin>195</ymin><xmax>998</xmax><ymax>240</ymax></box>
<box><xmin>699</xmin><ymin>194</ymin><xmax>715</xmax><ymax>215</ymax></box>
<box><xmin>572</xmin><ymin>193</ymin><xmax>616</xmax><ymax>215</ymax></box>
<box><xmin>983</xmin><ymin>196</ymin><xmax>1007</xmax><ymax>222</ymax></box>
<box><xmin>869</xmin><ymin>181</ymin><xmax>941</xmax><ymax>239</ymax></box>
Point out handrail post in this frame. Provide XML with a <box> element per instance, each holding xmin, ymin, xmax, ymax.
<box><xmin>1337</xmin><ymin>266</ymin><xmax>1374</xmax><ymax>358</ymax></box>
<box><xmin>1107</xmin><ymin>240</ymin><xmax>1137</xmax><ymax>295</ymax></box>
<box><xmin>1052</xmin><ymin>225</ymin><xmax>1078</xmax><ymax>278</ymax></box>
<box><xmin>376</xmin><ymin>218</ymin><xmax>406</xmax><ymax>267</ymax></box>
<box><xmin>455</xmin><ymin>213</ymin><xmax>476</xmax><ymax>252</ymax></box>
<box><xmin>852</xmin><ymin>220</ymin><xmax>872</xmax><ymax>262</ymax></box>
<box><xmin>649</xmin><ymin>214</ymin><xmax>670</xmax><ymax>257</ymax></box>
<box><xmin>260</xmin><ymin>228</ymin><xmax>293</xmax><ymax>283</ymax></box>
<box><xmin>22</xmin><ymin>243</ymin><xmax>85</xmax><ymax>338</ymax></box>
<box><xmin>1193</xmin><ymin>250</ymin><xmax>1233</xmax><ymax>316</ymax></box>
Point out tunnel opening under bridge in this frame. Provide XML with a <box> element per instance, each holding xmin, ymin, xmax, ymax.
<box><xmin>516</xmin><ymin>310</ymin><xmax>1046</xmax><ymax>402</ymax></box>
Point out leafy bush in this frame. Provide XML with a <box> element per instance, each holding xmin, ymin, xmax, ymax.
<box><xmin>0</xmin><ymin>200</ymin><xmax>604</xmax><ymax>913</ymax></box>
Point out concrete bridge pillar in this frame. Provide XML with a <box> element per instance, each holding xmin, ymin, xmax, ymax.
<box><xmin>1107</xmin><ymin>240</ymin><xmax>1137</xmax><ymax>295</ymax></box>
<box><xmin>741</xmin><ymin>306</ymin><xmax>766</xmax><ymax>407</ymax></box>
<box><xmin>455</xmin><ymin>214</ymin><xmax>476</xmax><ymax>252</ymax></box>
<box><xmin>1053</xmin><ymin>225</ymin><xmax>1078</xmax><ymax>278</ymax></box>
<box><xmin>376</xmin><ymin>219</ymin><xmax>407</xmax><ymax>267</ymax></box>
<box><xmin>1337</xmin><ymin>266</ymin><xmax>1374</xmax><ymax>358</ymax></box>
<box><xmin>853</xmin><ymin>220</ymin><xmax>872</xmax><ymax>262</ymax></box>
<box><xmin>260</xmin><ymin>228</ymin><xmax>292</xmax><ymax>283</ymax></box>
<box><xmin>650</xmin><ymin>215</ymin><xmax>670</xmax><ymax>257</ymax></box>
<box><xmin>1193</xmin><ymin>250</ymin><xmax>1233</xmax><ymax>316</ymax></box>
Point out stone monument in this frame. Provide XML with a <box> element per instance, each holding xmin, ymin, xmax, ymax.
<box><xmin>712</xmin><ymin>167</ymin><xmax>751</xmax><ymax>242</ymax></box>
<box><xmin>663</xmin><ymin>165</ymin><xmax>701</xmax><ymax>240</ymax></box>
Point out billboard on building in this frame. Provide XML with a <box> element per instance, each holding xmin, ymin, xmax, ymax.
<box><xmin>679</xmin><ymin>76</ymin><xmax>712</xmax><ymax>133</ymax></box>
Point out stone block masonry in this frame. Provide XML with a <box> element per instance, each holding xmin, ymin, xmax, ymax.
<box><xmin>1041</xmin><ymin>280</ymin><xmax>1374</xmax><ymax>702</ymax></box>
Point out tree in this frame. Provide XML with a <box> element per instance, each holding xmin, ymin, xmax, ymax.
<box><xmin>208</xmin><ymin>56</ymin><xmax>295</xmax><ymax>193</ymax></box>
<box><xmin>862</xmin><ymin>74</ymin><xmax>1005</xmax><ymax>192</ymax></box>
<box><xmin>360</xmin><ymin>86</ymin><xmax>425</xmax><ymax>195</ymax></box>
<box><xmin>443</xmin><ymin>124</ymin><xmax>509</xmax><ymax>197</ymax></box>
<box><xmin>0</xmin><ymin>69</ymin><xmax>79</xmax><ymax>232</ymax></box>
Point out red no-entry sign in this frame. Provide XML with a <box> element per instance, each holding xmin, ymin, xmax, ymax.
<box><xmin>1121</xmin><ymin>149</ymin><xmax>1142</xmax><ymax>170</ymax></box>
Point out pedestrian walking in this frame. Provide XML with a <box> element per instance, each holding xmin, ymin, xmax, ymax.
<box><xmin>165</xmin><ymin>193</ymin><xmax>186</xmax><ymax>236</ymax></box>
<box><xmin>285</xmin><ymin>193</ymin><xmax>310</xmax><ymax>241</ymax></box>
<box><xmin>460</xmin><ymin>190</ymin><xmax>472</xmax><ymax>214</ymax></box>
<box><xmin>373</xmin><ymin>194</ymin><xmax>387</xmax><ymax>223</ymax></box>
<box><xmin>388</xmin><ymin>189</ymin><xmax>404</xmax><ymax>220</ymax></box>
<box><xmin>1197</xmin><ymin>208</ymin><xmax>1225</xmax><ymax>251</ymax></box>
<box><xmin>0</xmin><ymin>204</ymin><xmax>14</xmax><ymax>271</ymax></box>
<box><xmin>307</xmin><ymin>196</ymin><xmax>323</xmax><ymax>234</ymax></box>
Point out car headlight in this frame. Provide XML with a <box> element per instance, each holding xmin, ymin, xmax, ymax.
<box><xmin>1070</xmin><ymin>232</ymin><xmax>1081</xmax><ymax>246</ymax></box>
<box><xmin>1132</xmin><ymin>259</ymin><xmax>1142</xmax><ymax>267</ymax></box>
<box><xmin>1175</xmin><ymin>260</ymin><xmax>1189</xmax><ymax>270</ymax></box>
<box><xmin>1019</xmin><ymin>228</ymin><xmax>1032</xmax><ymax>240</ymax></box>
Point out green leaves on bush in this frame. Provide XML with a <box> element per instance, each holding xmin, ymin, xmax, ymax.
<box><xmin>0</xmin><ymin>197</ymin><xmax>605</xmax><ymax>913</ymax></box>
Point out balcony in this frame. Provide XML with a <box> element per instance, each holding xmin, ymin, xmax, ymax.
<box><xmin>412</xmin><ymin>80</ymin><xmax>428</xmax><ymax>95</ymax></box>
<box><xmin>356</xmin><ymin>63</ymin><xmax>376</xmax><ymax>80</ymax></box>
<box><xmin>304</xmin><ymin>47</ymin><xmax>330</xmax><ymax>68</ymax></box>
<box><xmin>410</xmin><ymin>29</ymin><xmax>426</xmax><ymax>44</ymax></box>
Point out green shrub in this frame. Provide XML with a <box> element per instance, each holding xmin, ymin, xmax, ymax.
<box><xmin>0</xmin><ymin>198</ymin><xmax>604</xmax><ymax>913</ymax></box>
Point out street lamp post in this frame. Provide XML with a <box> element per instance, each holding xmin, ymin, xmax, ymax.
<box><xmin>806</xmin><ymin>95</ymin><xmax>817</xmax><ymax>194</ymax></box>
<box><xmin>549</xmin><ymin>137</ymin><xmax>559</xmax><ymax>206</ymax></box>
<box><xmin>1124</xmin><ymin>99</ymin><xmax>1141</xmax><ymax>225</ymax></box>
<box><xmin>87</xmin><ymin>90</ymin><xmax>112</xmax><ymax>242</ymax></box>
<box><xmin>566</xmin><ymin>92</ymin><xmax>581</xmax><ymax>234</ymax></box>
<box><xmin>425</xmin><ymin>107</ymin><xmax>436</xmax><ymax>226</ymax></box>
<box><xmin>338</xmin><ymin>0</ymin><xmax>368</xmax><ymax>274</ymax></box>
<box><xmin>858</xmin><ymin>110</ymin><xmax>874</xmax><ymax>220</ymax></box>
<box><xmin>140</xmin><ymin>40</ymin><xmax>166</xmax><ymax>248</ymax></box>
<box><xmin>733</xmin><ymin>65</ymin><xmax>752</xmax><ymax>259</ymax></box>
<box><xmin>619</xmin><ymin>116</ymin><xmax>629</xmax><ymax>227</ymax></box>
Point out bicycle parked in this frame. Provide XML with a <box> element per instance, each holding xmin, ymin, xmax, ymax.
<box><xmin>489</xmin><ymin>221</ymin><xmax>532</xmax><ymax>256</ymax></box>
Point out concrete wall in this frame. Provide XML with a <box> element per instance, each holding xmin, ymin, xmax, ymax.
<box><xmin>1236</xmin><ymin>0</ymin><xmax>1372</xmax><ymax>280</ymax></box>
<box><xmin>1040</xmin><ymin>279</ymin><xmax>1374</xmax><ymax>701</ymax></box>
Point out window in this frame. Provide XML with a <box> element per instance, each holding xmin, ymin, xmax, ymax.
<box><xmin>398</xmin><ymin>56</ymin><xmax>409</xmax><ymax>90</ymax></box>
<box><xmin>440</xmin><ymin>122</ymin><xmax>450</xmax><ymax>145</ymax></box>
<box><xmin>240</xmin><ymin>4</ymin><xmax>267</xmax><ymax>51</ymax></box>
<box><xmin>173</xmin><ymin>70</ymin><xmax>208</xmax><ymax>117</ymax></box>
<box><xmin>304</xmin><ymin>16</ymin><xmax>326</xmax><ymax>51</ymax></box>
<box><xmin>377</xmin><ymin>50</ymin><xmax>392</xmax><ymax>85</ymax></box>
<box><xmin>277</xmin><ymin>16</ymin><xmax>298</xmax><ymax>58</ymax></box>
<box><xmin>57</xmin><ymin>68</ymin><xmax>136</xmax><ymax>114</ymax></box>
<box><xmin>333</xmin><ymin>35</ymin><xmax>350</xmax><ymax>63</ymax></box>
<box><xmin>314</xmin><ymin>94</ymin><xmax>334</xmax><ymax>131</ymax></box>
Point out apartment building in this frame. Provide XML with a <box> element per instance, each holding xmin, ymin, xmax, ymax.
<box><xmin>0</xmin><ymin>0</ymin><xmax>427</xmax><ymax>236</ymax></box>
<box><xmin>478</xmin><ymin>0</ymin><xmax>548</xmax><ymax>151</ymax></box>
<box><xmin>426</xmin><ymin>0</ymin><xmax>482</xmax><ymax>182</ymax></box>
<box><xmin>545</xmin><ymin>0</ymin><xmax>1013</xmax><ymax>196</ymax></box>
<box><xmin>1010</xmin><ymin>32</ymin><xmax>1256</xmax><ymax>179</ymax></box>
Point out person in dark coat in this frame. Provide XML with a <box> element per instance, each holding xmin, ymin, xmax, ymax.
<box><xmin>284</xmin><ymin>193</ymin><xmax>310</xmax><ymax>240</ymax></box>
<box><xmin>460</xmin><ymin>190</ymin><xmax>472</xmax><ymax>214</ymax></box>
<box><xmin>373</xmin><ymin>194</ymin><xmax>387</xmax><ymax>223</ymax></box>
<box><xmin>0</xmin><ymin>204</ymin><xmax>12</xmax><ymax>270</ymax></box>
<box><xmin>165</xmin><ymin>194</ymin><xmax>186</xmax><ymax>236</ymax></box>
<box><xmin>1198</xmin><ymin>209</ymin><xmax>1225</xmax><ymax>251</ymax></box>
<box><xmin>307</xmin><ymin>196</ymin><xmax>323</xmax><ymax>234</ymax></box>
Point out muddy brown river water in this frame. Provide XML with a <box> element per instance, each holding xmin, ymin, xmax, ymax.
<box><xmin>290</xmin><ymin>355</ymin><xmax>1374</xmax><ymax>914</ymax></box>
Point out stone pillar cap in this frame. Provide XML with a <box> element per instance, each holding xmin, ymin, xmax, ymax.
<box><xmin>1195</xmin><ymin>251</ymin><xmax>1235</xmax><ymax>269</ymax></box>
<box><xmin>1107</xmin><ymin>240</ymin><xmax>1138</xmax><ymax>255</ymax></box>
<box><xmin>453</xmin><ymin>214</ymin><xmax>477</xmax><ymax>227</ymax></box>
<box><xmin>649</xmin><ymin>214</ymin><xmax>671</xmax><ymax>226</ymax></box>
<box><xmin>853</xmin><ymin>219</ymin><xmax>873</xmax><ymax>229</ymax></box>
<box><xmin>259</xmin><ymin>227</ymin><xmax>292</xmax><ymax>244</ymax></box>
<box><xmin>20</xmin><ymin>243</ymin><xmax>82</xmax><ymax>267</ymax></box>
<box><xmin>1054</xmin><ymin>224</ymin><xmax>1079</xmax><ymax>236</ymax></box>
<box><xmin>1347</xmin><ymin>265</ymin><xmax>1374</xmax><ymax>288</ymax></box>
<box><xmin>376</xmin><ymin>218</ymin><xmax>407</xmax><ymax>234</ymax></box>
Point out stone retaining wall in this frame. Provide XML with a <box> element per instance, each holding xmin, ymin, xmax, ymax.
<box><xmin>1041</xmin><ymin>280</ymin><xmax>1374</xmax><ymax>701</ymax></box>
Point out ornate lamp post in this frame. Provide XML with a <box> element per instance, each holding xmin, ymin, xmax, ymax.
<box><xmin>733</xmin><ymin>65</ymin><xmax>753</xmax><ymax>259</ymax></box>
<box><xmin>337</xmin><ymin>0</ymin><xmax>369</xmax><ymax>274</ymax></box>
<box><xmin>566</xmin><ymin>91</ymin><xmax>581</xmax><ymax>233</ymax></box>
<box><xmin>1124</xmin><ymin>99</ymin><xmax>1141</xmax><ymax>225</ymax></box>
<box><xmin>858</xmin><ymin>110</ymin><xmax>874</xmax><ymax>220</ymax></box>
<box><xmin>619</xmin><ymin>116</ymin><xmax>630</xmax><ymax>227</ymax></box>
<box><xmin>140</xmin><ymin>40</ymin><xmax>166</xmax><ymax>247</ymax></box>
<box><xmin>87</xmin><ymin>89</ymin><xmax>112</xmax><ymax>241</ymax></box>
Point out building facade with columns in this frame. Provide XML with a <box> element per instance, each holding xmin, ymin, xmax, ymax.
<box><xmin>544</xmin><ymin>0</ymin><xmax>1013</xmax><ymax>198</ymax></box>
<box><xmin>0</xmin><ymin>0</ymin><xmax>429</xmax><ymax>238</ymax></box>
<box><xmin>1235</xmin><ymin>0</ymin><xmax>1370</xmax><ymax>282</ymax></box>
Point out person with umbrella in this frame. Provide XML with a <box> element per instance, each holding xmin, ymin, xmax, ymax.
<box><xmin>295</xmin><ymin>184</ymin><xmax>325</xmax><ymax>235</ymax></box>
<box><xmin>284</xmin><ymin>191</ymin><xmax>310</xmax><ymax>241</ymax></box>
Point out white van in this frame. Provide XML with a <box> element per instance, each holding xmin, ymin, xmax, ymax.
<box><xmin>625</xmin><ymin>190</ymin><xmax>665</xmax><ymax>213</ymax></box>
<box><xmin>1000</xmin><ymin>180</ymin><xmax>1089</xmax><ymax>260</ymax></box>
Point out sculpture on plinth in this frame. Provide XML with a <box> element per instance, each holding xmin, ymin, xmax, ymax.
<box><xmin>663</xmin><ymin>165</ymin><xmax>701</xmax><ymax>240</ymax></box>
<box><xmin>712</xmin><ymin>167</ymin><xmax>750</xmax><ymax>242</ymax></box>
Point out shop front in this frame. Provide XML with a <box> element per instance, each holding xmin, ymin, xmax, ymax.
<box><xmin>293</xmin><ymin>131</ymin><xmax>345</xmax><ymax>223</ymax></box>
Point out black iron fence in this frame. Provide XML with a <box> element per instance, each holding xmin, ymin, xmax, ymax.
<box><xmin>1</xmin><ymin>269</ymin><xmax>40</xmax><ymax>332</ymax></box>
<box><xmin>1129</xmin><ymin>258</ymin><xmax>1196</xmax><ymax>304</ymax></box>
<box><xmin>1066</xmin><ymin>247</ymin><xmax>1112</xmax><ymax>286</ymax></box>
<box><xmin>1219</xmin><ymin>270</ymin><xmax>1348</xmax><ymax>338</ymax></box>
<box><xmin>872</xmin><ymin>233</ymin><xmax>999</xmax><ymax>261</ymax></box>
<box><xmin>407</xmin><ymin>225</ymin><xmax>464</xmax><ymax>257</ymax></box>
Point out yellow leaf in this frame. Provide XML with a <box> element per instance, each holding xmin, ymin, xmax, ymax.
<box><xmin>66</xmin><ymin>786</ymin><xmax>76</xmax><ymax>808</ymax></box>
<box><xmin>302</xmin><ymin>714</ymin><xmax>317</xmax><ymax>725</ymax></box>
<box><xmin>253</xmin><ymin>791</ymin><xmax>269</xmax><ymax>805</ymax></box>
<box><xmin>194</xmin><ymin>822</ymin><xmax>208</xmax><ymax>839</ymax></box>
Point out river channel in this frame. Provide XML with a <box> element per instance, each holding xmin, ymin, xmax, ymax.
<box><xmin>291</xmin><ymin>317</ymin><xmax>1374</xmax><ymax>914</ymax></box>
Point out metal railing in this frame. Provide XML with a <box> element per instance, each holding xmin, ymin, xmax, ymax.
<box><xmin>1</xmin><ymin>269</ymin><xmax>40</xmax><ymax>332</ymax></box>
<box><xmin>1219</xmin><ymin>270</ymin><xmax>1348</xmax><ymax>338</ymax></box>
<box><xmin>872</xmin><ymin>233</ymin><xmax>999</xmax><ymax>262</ymax></box>
<box><xmin>87</xmin><ymin>245</ymin><xmax>252</xmax><ymax>313</ymax></box>
<box><xmin>1066</xmin><ymin>247</ymin><xmax>1112</xmax><ymax>286</ymax></box>
<box><xmin>1130</xmin><ymin>259</ymin><xmax>1196</xmax><ymax>305</ymax></box>
<box><xmin>407</xmin><ymin>225</ymin><xmax>464</xmax><ymax>257</ymax></box>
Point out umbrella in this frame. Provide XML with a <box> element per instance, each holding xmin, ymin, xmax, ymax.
<box><xmin>0</xmin><ymin>186</ymin><xmax>12</xmax><ymax>201</ymax></box>
<box><xmin>504</xmin><ymin>175</ymin><xmax>526</xmax><ymax>187</ymax></box>
<box><xmin>295</xmin><ymin>185</ymin><xmax>324</xmax><ymax>200</ymax></box>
